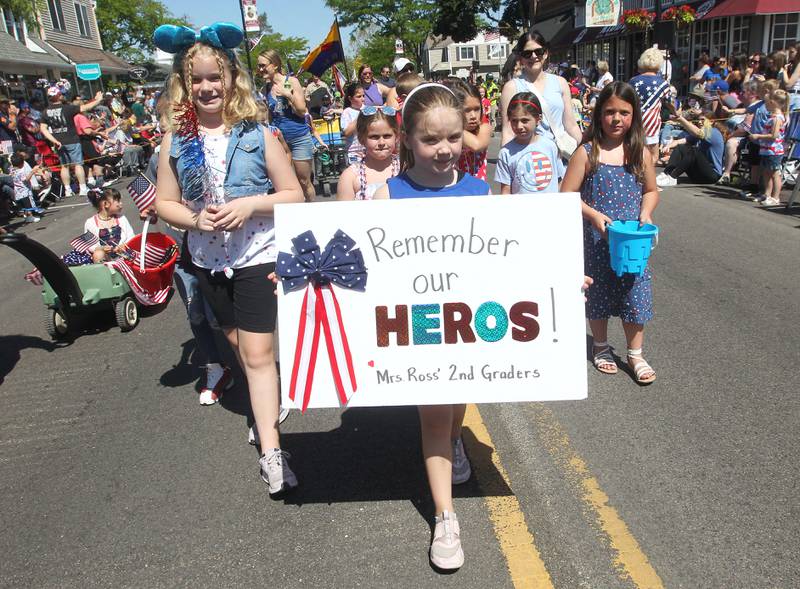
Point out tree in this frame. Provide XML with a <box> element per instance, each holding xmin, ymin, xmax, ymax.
<box><xmin>354</xmin><ymin>34</ymin><xmax>396</xmax><ymax>76</ymax></box>
<box><xmin>95</xmin><ymin>0</ymin><xmax>190</xmax><ymax>63</ymax></box>
<box><xmin>433</xmin><ymin>0</ymin><xmax>501</xmax><ymax>43</ymax></box>
<box><xmin>2</xmin><ymin>0</ymin><xmax>38</xmax><ymax>28</ymax></box>
<box><xmin>251</xmin><ymin>12</ymin><xmax>309</xmax><ymax>67</ymax></box>
<box><xmin>325</xmin><ymin>0</ymin><xmax>437</xmax><ymax>70</ymax></box>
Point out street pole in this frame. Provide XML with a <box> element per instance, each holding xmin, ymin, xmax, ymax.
<box><xmin>238</xmin><ymin>0</ymin><xmax>254</xmax><ymax>79</ymax></box>
<box><xmin>335</xmin><ymin>17</ymin><xmax>351</xmax><ymax>81</ymax></box>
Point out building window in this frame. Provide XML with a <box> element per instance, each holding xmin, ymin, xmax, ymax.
<box><xmin>575</xmin><ymin>4</ymin><xmax>585</xmax><ymax>28</ymax></box>
<box><xmin>75</xmin><ymin>2</ymin><xmax>90</xmax><ymax>37</ymax></box>
<box><xmin>692</xmin><ymin>20</ymin><xmax>710</xmax><ymax>65</ymax></box>
<box><xmin>47</xmin><ymin>0</ymin><xmax>65</xmax><ymax>31</ymax></box>
<box><xmin>2</xmin><ymin>9</ymin><xmax>26</xmax><ymax>43</ymax></box>
<box><xmin>488</xmin><ymin>44</ymin><xmax>507</xmax><ymax>61</ymax></box>
<box><xmin>616</xmin><ymin>37</ymin><xmax>627</xmax><ymax>81</ymax></box>
<box><xmin>441</xmin><ymin>47</ymin><xmax>449</xmax><ymax>62</ymax></box>
<box><xmin>710</xmin><ymin>18</ymin><xmax>728</xmax><ymax>60</ymax></box>
<box><xmin>458</xmin><ymin>46</ymin><xmax>475</xmax><ymax>61</ymax></box>
<box><xmin>771</xmin><ymin>13</ymin><xmax>799</xmax><ymax>51</ymax></box>
<box><xmin>730</xmin><ymin>16</ymin><xmax>750</xmax><ymax>55</ymax></box>
<box><xmin>641</xmin><ymin>0</ymin><xmax>655</xmax><ymax>9</ymax></box>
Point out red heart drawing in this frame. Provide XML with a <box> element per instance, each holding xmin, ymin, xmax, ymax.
<box><xmin>368</xmin><ymin>360</ymin><xmax>375</xmax><ymax>367</ymax></box>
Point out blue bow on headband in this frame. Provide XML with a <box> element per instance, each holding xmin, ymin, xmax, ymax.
<box><xmin>153</xmin><ymin>22</ymin><xmax>244</xmax><ymax>54</ymax></box>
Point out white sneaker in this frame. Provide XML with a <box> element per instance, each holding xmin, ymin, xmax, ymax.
<box><xmin>198</xmin><ymin>363</ymin><xmax>231</xmax><ymax>405</ymax></box>
<box><xmin>763</xmin><ymin>197</ymin><xmax>780</xmax><ymax>206</ymax></box>
<box><xmin>452</xmin><ymin>437</ymin><xmax>472</xmax><ymax>485</ymax></box>
<box><xmin>78</xmin><ymin>185</ymin><xmax>89</xmax><ymax>196</ymax></box>
<box><xmin>430</xmin><ymin>511</ymin><xmax>464</xmax><ymax>570</ymax></box>
<box><xmin>87</xmin><ymin>177</ymin><xmax>96</xmax><ymax>186</ymax></box>
<box><xmin>24</xmin><ymin>216</ymin><xmax>41</xmax><ymax>223</ymax></box>
<box><xmin>656</xmin><ymin>173</ymin><xmax>677</xmax><ymax>187</ymax></box>
<box><xmin>259</xmin><ymin>448</ymin><xmax>298</xmax><ymax>496</ymax></box>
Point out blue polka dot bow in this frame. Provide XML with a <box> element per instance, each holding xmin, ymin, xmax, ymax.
<box><xmin>277</xmin><ymin>230</ymin><xmax>368</xmax><ymax>293</ymax></box>
<box><xmin>277</xmin><ymin>229</ymin><xmax>367</xmax><ymax>412</ymax></box>
<box><xmin>153</xmin><ymin>22</ymin><xmax>244</xmax><ymax>55</ymax></box>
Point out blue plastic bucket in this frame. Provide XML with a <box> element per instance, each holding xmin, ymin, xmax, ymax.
<box><xmin>607</xmin><ymin>220</ymin><xmax>659</xmax><ymax>277</ymax></box>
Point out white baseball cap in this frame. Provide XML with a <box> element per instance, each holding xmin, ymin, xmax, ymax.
<box><xmin>393</xmin><ymin>57</ymin><xmax>414</xmax><ymax>74</ymax></box>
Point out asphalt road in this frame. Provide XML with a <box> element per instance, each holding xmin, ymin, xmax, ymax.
<box><xmin>1</xmin><ymin>148</ymin><xmax>798</xmax><ymax>588</ymax></box>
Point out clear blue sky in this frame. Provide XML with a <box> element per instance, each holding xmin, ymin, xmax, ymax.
<box><xmin>163</xmin><ymin>0</ymin><xmax>357</xmax><ymax>55</ymax></box>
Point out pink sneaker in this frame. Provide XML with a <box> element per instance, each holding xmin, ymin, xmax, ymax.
<box><xmin>199</xmin><ymin>363</ymin><xmax>231</xmax><ymax>405</ymax></box>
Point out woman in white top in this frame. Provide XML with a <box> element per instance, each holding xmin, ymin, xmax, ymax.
<box><xmin>499</xmin><ymin>29</ymin><xmax>583</xmax><ymax>175</ymax></box>
<box><xmin>590</xmin><ymin>60</ymin><xmax>614</xmax><ymax>102</ymax></box>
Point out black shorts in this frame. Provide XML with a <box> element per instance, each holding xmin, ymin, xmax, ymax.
<box><xmin>744</xmin><ymin>142</ymin><xmax>761</xmax><ymax>167</ymax></box>
<box><xmin>193</xmin><ymin>262</ymin><xmax>277</xmax><ymax>333</ymax></box>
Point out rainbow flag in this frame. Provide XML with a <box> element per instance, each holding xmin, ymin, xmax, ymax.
<box><xmin>298</xmin><ymin>20</ymin><xmax>345</xmax><ymax>76</ymax></box>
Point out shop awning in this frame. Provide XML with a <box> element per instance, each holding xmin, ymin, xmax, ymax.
<box><xmin>551</xmin><ymin>26</ymin><xmax>602</xmax><ymax>49</ymax></box>
<box><xmin>47</xmin><ymin>41</ymin><xmax>131</xmax><ymax>74</ymax></box>
<box><xmin>0</xmin><ymin>33</ymin><xmax>69</xmax><ymax>68</ymax></box>
<box><xmin>703</xmin><ymin>0</ymin><xmax>797</xmax><ymax>19</ymax></box>
<box><xmin>530</xmin><ymin>12</ymin><xmax>573</xmax><ymax>46</ymax></box>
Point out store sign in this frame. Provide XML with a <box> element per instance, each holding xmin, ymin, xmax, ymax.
<box><xmin>586</xmin><ymin>0</ymin><xmax>621</xmax><ymax>27</ymax></box>
<box><xmin>75</xmin><ymin>63</ymin><xmax>101</xmax><ymax>81</ymax></box>
<box><xmin>275</xmin><ymin>195</ymin><xmax>588</xmax><ymax>411</ymax></box>
<box><xmin>128</xmin><ymin>66</ymin><xmax>149</xmax><ymax>81</ymax></box>
<box><xmin>694</xmin><ymin>0</ymin><xmax>716</xmax><ymax>19</ymax></box>
<box><xmin>241</xmin><ymin>0</ymin><xmax>260</xmax><ymax>33</ymax></box>
<box><xmin>395</xmin><ymin>39</ymin><xmax>404</xmax><ymax>54</ymax></box>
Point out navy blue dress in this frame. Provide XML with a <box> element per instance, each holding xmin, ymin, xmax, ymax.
<box><xmin>581</xmin><ymin>144</ymin><xmax>653</xmax><ymax>324</ymax></box>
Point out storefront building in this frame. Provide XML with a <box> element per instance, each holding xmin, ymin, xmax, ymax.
<box><xmin>0</xmin><ymin>0</ymin><xmax>130</xmax><ymax>100</ymax></box>
<box><xmin>551</xmin><ymin>0</ymin><xmax>799</xmax><ymax>92</ymax></box>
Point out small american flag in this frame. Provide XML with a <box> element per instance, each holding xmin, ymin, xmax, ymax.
<box><xmin>69</xmin><ymin>231</ymin><xmax>99</xmax><ymax>253</ymax></box>
<box><xmin>127</xmin><ymin>174</ymin><xmax>157</xmax><ymax>214</ymax></box>
<box><xmin>130</xmin><ymin>243</ymin><xmax>176</xmax><ymax>268</ymax></box>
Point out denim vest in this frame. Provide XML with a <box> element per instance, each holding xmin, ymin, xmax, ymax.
<box><xmin>169</xmin><ymin>120</ymin><xmax>271</xmax><ymax>200</ymax></box>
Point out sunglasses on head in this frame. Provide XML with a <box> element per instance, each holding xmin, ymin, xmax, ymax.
<box><xmin>520</xmin><ymin>48</ymin><xmax>546</xmax><ymax>59</ymax></box>
<box><xmin>361</xmin><ymin>105</ymin><xmax>397</xmax><ymax>116</ymax></box>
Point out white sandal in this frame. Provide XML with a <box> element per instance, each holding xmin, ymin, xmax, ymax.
<box><xmin>627</xmin><ymin>348</ymin><xmax>656</xmax><ymax>384</ymax></box>
<box><xmin>592</xmin><ymin>341</ymin><xmax>617</xmax><ymax>374</ymax></box>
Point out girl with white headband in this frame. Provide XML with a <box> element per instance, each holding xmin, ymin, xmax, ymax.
<box><xmin>375</xmin><ymin>82</ymin><xmax>490</xmax><ymax>571</ymax></box>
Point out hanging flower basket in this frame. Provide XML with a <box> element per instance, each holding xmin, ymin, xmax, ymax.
<box><xmin>622</xmin><ymin>9</ymin><xmax>656</xmax><ymax>30</ymax></box>
<box><xmin>662</xmin><ymin>4</ymin><xmax>696</xmax><ymax>28</ymax></box>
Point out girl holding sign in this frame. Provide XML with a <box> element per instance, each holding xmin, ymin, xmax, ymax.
<box><xmin>153</xmin><ymin>23</ymin><xmax>304</xmax><ymax>495</ymax></box>
<box><xmin>375</xmin><ymin>83</ymin><xmax>490</xmax><ymax>571</ymax></box>
<box><xmin>561</xmin><ymin>81</ymin><xmax>659</xmax><ymax>385</ymax></box>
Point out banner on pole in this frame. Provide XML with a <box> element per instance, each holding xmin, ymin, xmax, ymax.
<box><xmin>586</xmin><ymin>0</ymin><xmax>621</xmax><ymax>27</ymax></box>
<box><xmin>275</xmin><ymin>195</ymin><xmax>588</xmax><ymax>411</ymax></box>
<box><xmin>241</xmin><ymin>0</ymin><xmax>260</xmax><ymax>33</ymax></box>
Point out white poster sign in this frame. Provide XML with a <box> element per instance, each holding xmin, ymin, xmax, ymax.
<box><xmin>586</xmin><ymin>0</ymin><xmax>621</xmax><ymax>27</ymax></box>
<box><xmin>241</xmin><ymin>0</ymin><xmax>260</xmax><ymax>33</ymax></box>
<box><xmin>275</xmin><ymin>195</ymin><xmax>588</xmax><ymax>410</ymax></box>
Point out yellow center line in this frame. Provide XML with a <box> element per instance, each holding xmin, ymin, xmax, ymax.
<box><xmin>531</xmin><ymin>405</ymin><xmax>665</xmax><ymax>589</ymax></box>
<box><xmin>463</xmin><ymin>404</ymin><xmax>554</xmax><ymax>589</ymax></box>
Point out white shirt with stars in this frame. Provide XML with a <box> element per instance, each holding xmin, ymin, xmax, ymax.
<box><xmin>186</xmin><ymin>131</ymin><xmax>277</xmax><ymax>272</ymax></box>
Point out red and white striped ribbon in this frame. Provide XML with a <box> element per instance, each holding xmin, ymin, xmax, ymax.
<box><xmin>106</xmin><ymin>259</ymin><xmax>170</xmax><ymax>306</ymax></box>
<box><xmin>288</xmin><ymin>283</ymin><xmax>357</xmax><ymax>412</ymax></box>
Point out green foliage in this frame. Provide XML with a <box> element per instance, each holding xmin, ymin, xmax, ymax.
<box><xmin>244</xmin><ymin>12</ymin><xmax>309</xmax><ymax>78</ymax></box>
<box><xmin>354</xmin><ymin>35</ymin><xmax>396</xmax><ymax>75</ymax></box>
<box><xmin>326</xmin><ymin>0</ymin><xmax>437</xmax><ymax>66</ymax></box>
<box><xmin>95</xmin><ymin>0</ymin><xmax>190</xmax><ymax>63</ymax></box>
<box><xmin>433</xmin><ymin>0</ymin><xmax>502</xmax><ymax>43</ymax></box>
<box><xmin>3</xmin><ymin>0</ymin><xmax>38</xmax><ymax>28</ymax></box>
